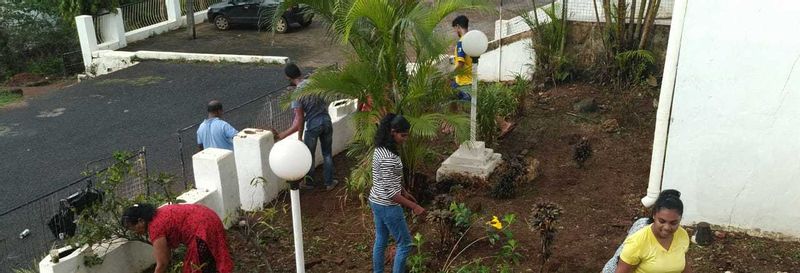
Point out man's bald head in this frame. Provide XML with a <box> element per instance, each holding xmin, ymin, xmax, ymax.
<box><xmin>207</xmin><ymin>100</ymin><xmax>223</xmax><ymax>116</ymax></box>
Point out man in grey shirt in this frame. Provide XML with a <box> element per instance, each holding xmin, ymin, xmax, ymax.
<box><xmin>277</xmin><ymin>63</ymin><xmax>337</xmax><ymax>190</ymax></box>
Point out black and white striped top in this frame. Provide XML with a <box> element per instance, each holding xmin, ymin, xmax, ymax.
<box><xmin>369</xmin><ymin>147</ymin><xmax>404</xmax><ymax>206</ymax></box>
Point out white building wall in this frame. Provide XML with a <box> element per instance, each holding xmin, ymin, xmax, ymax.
<box><xmin>660</xmin><ymin>0</ymin><xmax>800</xmax><ymax>238</ymax></box>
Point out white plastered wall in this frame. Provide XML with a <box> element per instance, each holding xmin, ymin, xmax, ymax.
<box><xmin>659</xmin><ymin>0</ymin><xmax>800</xmax><ymax>239</ymax></box>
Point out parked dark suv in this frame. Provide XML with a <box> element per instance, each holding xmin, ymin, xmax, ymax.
<box><xmin>207</xmin><ymin>0</ymin><xmax>313</xmax><ymax>33</ymax></box>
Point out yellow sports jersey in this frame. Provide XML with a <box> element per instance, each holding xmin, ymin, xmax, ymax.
<box><xmin>620</xmin><ymin>224</ymin><xmax>690</xmax><ymax>273</ymax></box>
<box><xmin>454</xmin><ymin>37</ymin><xmax>473</xmax><ymax>86</ymax></box>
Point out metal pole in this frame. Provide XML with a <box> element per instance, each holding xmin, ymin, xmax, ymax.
<box><xmin>470</xmin><ymin>57</ymin><xmax>479</xmax><ymax>142</ymax></box>
<box><xmin>187</xmin><ymin>0</ymin><xmax>196</xmax><ymax>39</ymax></box>
<box><xmin>177</xmin><ymin>132</ymin><xmax>189</xmax><ymax>189</ymax></box>
<box><xmin>498</xmin><ymin>0</ymin><xmax>503</xmax><ymax>81</ymax></box>
<box><xmin>289</xmin><ymin>181</ymin><xmax>305</xmax><ymax>273</ymax></box>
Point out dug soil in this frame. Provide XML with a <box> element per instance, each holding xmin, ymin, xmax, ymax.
<box><xmin>226</xmin><ymin>82</ymin><xmax>800</xmax><ymax>273</ymax></box>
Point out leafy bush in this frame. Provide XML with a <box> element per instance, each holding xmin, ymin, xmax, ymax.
<box><xmin>67</xmin><ymin>151</ymin><xmax>179</xmax><ymax>265</ymax></box>
<box><xmin>615</xmin><ymin>49</ymin><xmax>656</xmax><ymax>84</ymax></box>
<box><xmin>0</xmin><ymin>0</ymin><xmax>79</xmax><ymax>78</ymax></box>
<box><xmin>28</xmin><ymin>57</ymin><xmax>65</xmax><ymax>77</ymax></box>
<box><xmin>521</xmin><ymin>3</ymin><xmax>573</xmax><ymax>84</ymax></box>
<box><xmin>478</xmin><ymin>83</ymin><xmax>519</xmax><ymax>145</ymax></box>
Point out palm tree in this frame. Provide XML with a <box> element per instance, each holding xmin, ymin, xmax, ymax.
<box><xmin>275</xmin><ymin>0</ymin><xmax>491</xmax><ymax>197</ymax></box>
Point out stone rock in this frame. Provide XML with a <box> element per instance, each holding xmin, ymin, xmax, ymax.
<box><xmin>522</xmin><ymin>158</ymin><xmax>541</xmax><ymax>183</ymax></box>
<box><xmin>573</xmin><ymin>97</ymin><xmax>598</xmax><ymax>113</ymax></box>
<box><xmin>601</xmin><ymin>119</ymin><xmax>620</xmax><ymax>133</ymax></box>
<box><xmin>694</xmin><ymin>222</ymin><xmax>714</xmax><ymax>246</ymax></box>
<box><xmin>714</xmin><ymin>230</ymin><xmax>727</xmax><ymax>239</ymax></box>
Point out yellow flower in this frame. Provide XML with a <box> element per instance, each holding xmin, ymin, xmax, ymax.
<box><xmin>487</xmin><ymin>216</ymin><xmax>503</xmax><ymax>230</ymax></box>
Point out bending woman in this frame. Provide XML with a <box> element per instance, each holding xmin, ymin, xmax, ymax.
<box><xmin>369</xmin><ymin>113</ymin><xmax>425</xmax><ymax>273</ymax></box>
<box><xmin>615</xmin><ymin>189</ymin><xmax>693</xmax><ymax>273</ymax></box>
<box><xmin>122</xmin><ymin>203</ymin><xmax>233</xmax><ymax>273</ymax></box>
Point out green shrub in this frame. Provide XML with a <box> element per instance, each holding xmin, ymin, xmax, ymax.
<box><xmin>28</xmin><ymin>57</ymin><xmax>65</xmax><ymax>77</ymax></box>
<box><xmin>615</xmin><ymin>49</ymin><xmax>656</xmax><ymax>84</ymax></box>
<box><xmin>477</xmin><ymin>83</ymin><xmax>518</xmax><ymax>145</ymax></box>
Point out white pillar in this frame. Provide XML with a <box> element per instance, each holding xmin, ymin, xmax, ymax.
<box><xmin>166</xmin><ymin>0</ymin><xmax>182</xmax><ymax>28</ymax></box>
<box><xmin>75</xmin><ymin>15</ymin><xmax>98</xmax><ymax>70</ymax></box>
<box><xmin>234</xmin><ymin>129</ymin><xmax>286</xmax><ymax>211</ymax></box>
<box><xmin>192</xmin><ymin>148</ymin><xmax>240</xmax><ymax>228</ymax></box>
<box><xmin>98</xmin><ymin>9</ymin><xmax>127</xmax><ymax>49</ymax></box>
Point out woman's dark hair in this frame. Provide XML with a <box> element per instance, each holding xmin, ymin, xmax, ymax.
<box><xmin>648</xmin><ymin>189</ymin><xmax>683</xmax><ymax>223</ymax></box>
<box><xmin>375</xmin><ymin>113</ymin><xmax>410</xmax><ymax>153</ymax></box>
<box><xmin>121</xmin><ymin>203</ymin><xmax>157</xmax><ymax>227</ymax></box>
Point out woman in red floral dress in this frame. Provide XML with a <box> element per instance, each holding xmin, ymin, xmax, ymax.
<box><xmin>122</xmin><ymin>203</ymin><xmax>233</xmax><ymax>273</ymax></box>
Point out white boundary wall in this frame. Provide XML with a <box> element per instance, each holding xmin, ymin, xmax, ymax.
<box><xmin>479</xmin><ymin>0</ymin><xmax>673</xmax><ymax>82</ymax></box>
<box><xmin>656</xmin><ymin>0</ymin><xmax>800</xmax><ymax>239</ymax></box>
<box><xmin>76</xmin><ymin>0</ymin><xmax>216</xmax><ymax>71</ymax></box>
<box><xmin>38</xmin><ymin>100</ymin><xmax>358</xmax><ymax>272</ymax></box>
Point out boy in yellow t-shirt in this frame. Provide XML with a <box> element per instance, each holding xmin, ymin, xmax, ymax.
<box><xmin>450</xmin><ymin>15</ymin><xmax>516</xmax><ymax>138</ymax></box>
<box><xmin>451</xmin><ymin>15</ymin><xmax>473</xmax><ymax>101</ymax></box>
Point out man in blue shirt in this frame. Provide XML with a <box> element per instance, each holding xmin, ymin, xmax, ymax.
<box><xmin>277</xmin><ymin>63</ymin><xmax>337</xmax><ymax>190</ymax></box>
<box><xmin>197</xmin><ymin>100</ymin><xmax>238</xmax><ymax>151</ymax></box>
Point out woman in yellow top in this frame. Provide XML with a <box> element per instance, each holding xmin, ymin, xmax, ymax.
<box><xmin>616</xmin><ymin>189</ymin><xmax>693</xmax><ymax>273</ymax></box>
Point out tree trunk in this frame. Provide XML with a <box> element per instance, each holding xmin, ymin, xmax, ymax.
<box><xmin>634</xmin><ymin>0</ymin><xmax>649</xmax><ymax>41</ymax></box>
<box><xmin>627</xmin><ymin>0</ymin><xmax>638</xmax><ymax>48</ymax></box>
<box><xmin>615</xmin><ymin>0</ymin><xmax>625</xmax><ymax>50</ymax></box>
<box><xmin>638</xmin><ymin>0</ymin><xmax>660</xmax><ymax>49</ymax></box>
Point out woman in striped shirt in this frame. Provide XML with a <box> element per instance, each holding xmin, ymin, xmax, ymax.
<box><xmin>369</xmin><ymin>113</ymin><xmax>425</xmax><ymax>273</ymax></box>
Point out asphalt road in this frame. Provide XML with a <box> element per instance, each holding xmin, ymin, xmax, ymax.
<box><xmin>0</xmin><ymin>61</ymin><xmax>287</xmax><ymax>212</ymax></box>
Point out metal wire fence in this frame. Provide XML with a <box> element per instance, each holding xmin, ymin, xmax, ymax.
<box><xmin>177</xmin><ymin>86</ymin><xmax>295</xmax><ymax>189</ymax></box>
<box><xmin>121</xmin><ymin>0</ymin><xmax>170</xmax><ymax>32</ymax></box>
<box><xmin>180</xmin><ymin>0</ymin><xmax>224</xmax><ymax>15</ymax></box>
<box><xmin>0</xmin><ymin>150</ymin><xmax>149</xmax><ymax>272</ymax></box>
<box><xmin>499</xmin><ymin>0</ymin><xmax>674</xmax><ymax>39</ymax></box>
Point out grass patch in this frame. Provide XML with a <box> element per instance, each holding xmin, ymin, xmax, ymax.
<box><xmin>0</xmin><ymin>90</ymin><xmax>23</xmax><ymax>107</ymax></box>
<box><xmin>95</xmin><ymin>76</ymin><xmax>165</xmax><ymax>87</ymax></box>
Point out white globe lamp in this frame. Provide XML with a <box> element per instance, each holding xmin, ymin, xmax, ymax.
<box><xmin>269</xmin><ymin>139</ymin><xmax>312</xmax><ymax>182</ymax></box>
<box><xmin>461</xmin><ymin>30</ymin><xmax>489</xmax><ymax>57</ymax></box>
<box><xmin>268</xmin><ymin>138</ymin><xmax>312</xmax><ymax>273</ymax></box>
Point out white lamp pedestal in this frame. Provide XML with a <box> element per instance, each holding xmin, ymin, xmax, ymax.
<box><xmin>436</xmin><ymin>141</ymin><xmax>502</xmax><ymax>181</ymax></box>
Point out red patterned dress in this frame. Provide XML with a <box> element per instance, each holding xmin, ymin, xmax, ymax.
<box><xmin>148</xmin><ymin>204</ymin><xmax>233</xmax><ymax>273</ymax></box>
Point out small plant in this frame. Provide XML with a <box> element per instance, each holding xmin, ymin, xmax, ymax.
<box><xmin>615</xmin><ymin>49</ymin><xmax>657</xmax><ymax>84</ymax></box>
<box><xmin>426</xmin><ymin>207</ymin><xmax>455</xmax><ymax>247</ymax></box>
<box><xmin>491</xmin><ymin>156</ymin><xmax>527</xmax><ymax>199</ymax></box>
<box><xmin>449</xmin><ymin>202</ymin><xmax>475</xmax><ymax>236</ymax></box>
<box><xmin>486</xmin><ymin>214</ymin><xmax>521</xmax><ymax>270</ymax></box>
<box><xmin>407</xmin><ymin>233</ymin><xmax>430</xmax><ymax>273</ymax></box>
<box><xmin>572</xmin><ymin>136</ymin><xmax>592</xmax><ymax>168</ymax></box>
<box><xmin>528</xmin><ymin>202</ymin><xmax>564</xmax><ymax>273</ymax></box>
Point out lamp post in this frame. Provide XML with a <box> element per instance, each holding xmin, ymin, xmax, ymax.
<box><xmin>460</xmin><ymin>30</ymin><xmax>489</xmax><ymax>142</ymax></box>
<box><xmin>268</xmin><ymin>139</ymin><xmax>312</xmax><ymax>273</ymax></box>
<box><xmin>436</xmin><ymin>29</ymin><xmax>501</xmax><ymax>182</ymax></box>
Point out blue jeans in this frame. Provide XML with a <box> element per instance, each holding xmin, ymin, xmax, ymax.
<box><xmin>370</xmin><ymin>202</ymin><xmax>411</xmax><ymax>273</ymax></box>
<box><xmin>303</xmin><ymin>120</ymin><xmax>334</xmax><ymax>186</ymax></box>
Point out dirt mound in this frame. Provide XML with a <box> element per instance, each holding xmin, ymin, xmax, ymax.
<box><xmin>5</xmin><ymin>73</ymin><xmax>46</xmax><ymax>87</ymax></box>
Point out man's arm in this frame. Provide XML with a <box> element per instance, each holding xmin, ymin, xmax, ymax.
<box><xmin>278</xmin><ymin>107</ymin><xmax>304</xmax><ymax>140</ymax></box>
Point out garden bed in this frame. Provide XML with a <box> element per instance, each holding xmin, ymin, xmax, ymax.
<box><xmin>226</xmin><ymin>82</ymin><xmax>800</xmax><ymax>272</ymax></box>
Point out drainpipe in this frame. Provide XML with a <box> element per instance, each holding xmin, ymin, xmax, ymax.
<box><xmin>642</xmin><ymin>0</ymin><xmax>689</xmax><ymax>207</ymax></box>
